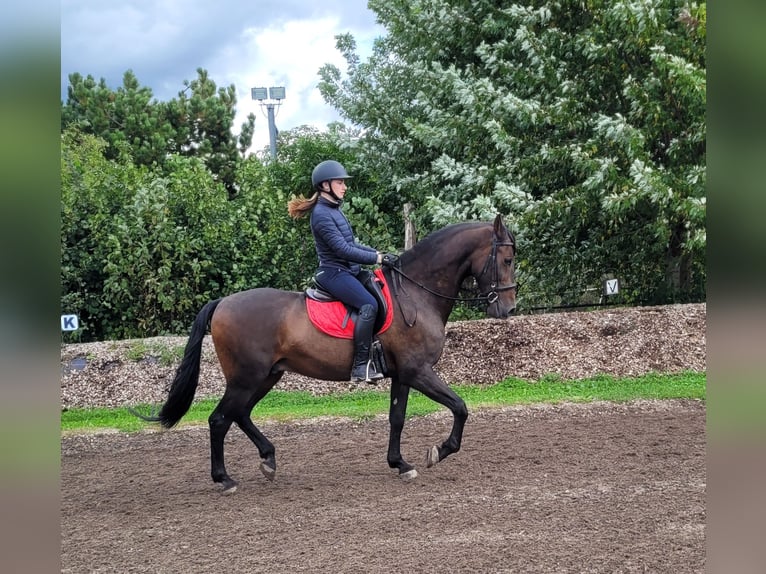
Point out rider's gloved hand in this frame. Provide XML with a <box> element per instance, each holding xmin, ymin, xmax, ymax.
<box><xmin>381</xmin><ymin>253</ymin><xmax>399</xmax><ymax>267</ymax></box>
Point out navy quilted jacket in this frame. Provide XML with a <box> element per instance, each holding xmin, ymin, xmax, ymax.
<box><xmin>310</xmin><ymin>197</ymin><xmax>377</xmax><ymax>274</ymax></box>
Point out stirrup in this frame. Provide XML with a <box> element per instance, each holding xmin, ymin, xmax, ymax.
<box><xmin>351</xmin><ymin>360</ymin><xmax>384</xmax><ymax>383</ymax></box>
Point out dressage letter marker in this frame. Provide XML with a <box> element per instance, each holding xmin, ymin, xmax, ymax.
<box><xmin>61</xmin><ymin>314</ymin><xmax>79</xmax><ymax>331</ymax></box>
<box><xmin>604</xmin><ymin>279</ymin><xmax>619</xmax><ymax>296</ymax></box>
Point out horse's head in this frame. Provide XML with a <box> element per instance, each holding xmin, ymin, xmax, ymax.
<box><xmin>474</xmin><ymin>214</ymin><xmax>517</xmax><ymax>319</ymax></box>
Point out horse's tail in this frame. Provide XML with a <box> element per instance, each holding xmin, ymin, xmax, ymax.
<box><xmin>157</xmin><ymin>298</ymin><xmax>222</xmax><ymax>428</ymax></box>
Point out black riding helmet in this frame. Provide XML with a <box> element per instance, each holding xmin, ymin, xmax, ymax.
<box><xmin>311</xmin><ymin>160</ymin><xmax>352</xmax><ymax>190</ymax></box>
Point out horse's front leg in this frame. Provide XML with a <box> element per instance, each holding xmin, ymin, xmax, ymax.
<box><xmin>387</xmin><ymin>376</ymin><xmax>418</xmax><ymax>480</ymax></box>
<box><xmin>409</xmin><ymin>366</ymin><xmax>468</xmax><ymax>468</ymax></box>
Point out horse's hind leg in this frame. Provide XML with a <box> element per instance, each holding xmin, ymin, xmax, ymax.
<box><xmin>208</xmin><ymin>374</ymin><xmax>281</xmax><ymax>494</ymax></box>
<box><xmin>209</xmin><ymin>390</ymin><xmax>244</xmax><ymax>494</ymax></box>
<box><xmin>209</xmin><ymin>398</ymin><xmax>238</xmax><ymax>493</ymax></box>
<box><xmin>234</xmin><ymin>373</ymin><xmax>283</xmax><ymax>482</ymax></box>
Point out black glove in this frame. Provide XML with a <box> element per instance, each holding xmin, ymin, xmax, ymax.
<box><xmin>381</xmin><ymin>253</ymin><xmax>399</xmax><ymax>267</ymax></box>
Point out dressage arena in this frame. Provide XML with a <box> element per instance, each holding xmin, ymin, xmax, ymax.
<box><xmin>61</xmin><ymin>399</ymin><xmax>705</xmax><ymax>573</ymax></box>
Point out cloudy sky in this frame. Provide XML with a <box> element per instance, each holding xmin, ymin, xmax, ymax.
<box><xmin>61</xmin><ymin>0</ymin><xmax>385</xmax><ymax>153</ymax></box>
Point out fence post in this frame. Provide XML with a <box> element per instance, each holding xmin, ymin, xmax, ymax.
<box><xmin>403</xmin><ymin>203</ymin><xmax>416</xmax><ymax>249</ymax></box>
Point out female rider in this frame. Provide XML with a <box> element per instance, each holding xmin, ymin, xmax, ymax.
<box><xmin>287</xmin><ymin>160</ymin><xmax>395</xmax><ymax>383</ymax></box>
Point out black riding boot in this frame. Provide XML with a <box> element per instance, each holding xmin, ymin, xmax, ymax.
<box><xmin>351</xmin><ymin>304</ymin><xmax>384</xmax><ymax>383</ymax></box>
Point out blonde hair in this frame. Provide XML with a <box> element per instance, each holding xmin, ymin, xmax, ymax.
<box><xmin>287</xmin><ymin>191</ymin><xmax>319</xmax><ymax>219</ymax></box>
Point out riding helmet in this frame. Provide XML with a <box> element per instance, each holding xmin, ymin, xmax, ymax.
<box><xmin>311</xmin><ymin>160</ymin><xmax>352</xmax><ymax>188</ymax></box>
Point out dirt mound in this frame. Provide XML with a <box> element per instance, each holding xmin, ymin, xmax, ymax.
<box><xmin>60</xmin><ymin>303</ymin><xmax>705</xmax><ymax>409</ymax></box>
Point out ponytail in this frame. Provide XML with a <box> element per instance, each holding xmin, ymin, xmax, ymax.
<box><xmin>287</xmin><ymin>192</ymin><xmax>320</xmax><ymax>219</ymax></box>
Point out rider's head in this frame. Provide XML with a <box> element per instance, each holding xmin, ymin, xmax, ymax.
<box><xmin>311</xmin><ymin>160</ymin><xmax>352</xmax><ymax>202</ymax></box>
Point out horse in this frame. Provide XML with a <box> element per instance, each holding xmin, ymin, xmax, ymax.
<box><xmin>139</xmin><ymin>214</ymin><xmax>517</xmax><ymax>493</ymax></box>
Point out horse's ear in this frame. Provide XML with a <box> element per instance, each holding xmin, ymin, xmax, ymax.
<box><xmin>493</xmin><ymin>214</ymin><xmax>505</xmax><ymax>237</ymax></box>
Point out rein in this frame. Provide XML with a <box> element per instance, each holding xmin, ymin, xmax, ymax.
<box><xmin>387</xmin><ymin>238</ymin><xmax>517</xmax><ymax>305</ymax></box>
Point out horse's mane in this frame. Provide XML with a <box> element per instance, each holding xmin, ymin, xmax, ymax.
<box><xmin>401</xmin><ymin>221</ymin><xmax>488</xmax><ymax>262</ymax></box>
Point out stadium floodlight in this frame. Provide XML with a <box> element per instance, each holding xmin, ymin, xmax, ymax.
<box><xmin>250</xmin><ymin>85</ymin><xmax>287</xmax><ymax>159</ymax></box>
<box><xmin>251</xmin><ymin>87</ymin><xmax>268</xmax><ymax>101</ymax></box>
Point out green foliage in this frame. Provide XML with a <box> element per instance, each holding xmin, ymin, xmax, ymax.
<box><xmin>320</xmin><ymin>0</ymin><xmax>706</xmax><ymax>306</ymax></box>
<box><xmin>61</xmin><ymin>129</ymin><xmax>145</xmax><ymax>340</ymax></box>
<box><xmin>447</xmin><ymin>302</ymin><xmax>485</xmax><ymax>322</ymax></box>
<box><xmin>62</xmin><ymin>128</ymin><xmax>242</xmax><ymax>340</ymax></box>
<box><xmin>227</xmin><ymin>156</ymin><xmax>303</xmax><ymax>291</ymax></box>
<box><xmin>61</xmin><ymin>124</ymin><xmax>398</xmax><ymax>341</ymax></box>
<box><xmin>62</xmin><ymin>68</ymin><xmax>254</xmax><ymax>198</ymax></box>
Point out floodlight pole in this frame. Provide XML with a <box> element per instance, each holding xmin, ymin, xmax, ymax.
<box><xmin>266</xmin><ymin>104</ymin><xmax>277</xmax><ymax>159</ymax></box>
<box><xmin>251</xmin><ymin>86</ymin><xmax>285</xmax><ymax>160</ymax></box>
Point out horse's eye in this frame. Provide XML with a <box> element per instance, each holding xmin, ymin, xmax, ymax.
<box><xmin>504</xmin><ymin>258</ymin><xmax>513</xmax><ymax>266</ymax></box>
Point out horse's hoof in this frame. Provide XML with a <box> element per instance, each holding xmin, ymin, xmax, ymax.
<box><xmin>400</xmin><ymin>469</ymin><xmax>418</xmax><ymax>481</ymax></box>
<box><xmin>260</xmin><ymin>460</ymin><xmax>276</xmax><ymax>481</ymax></box>
<box><xmin>217</xmin><ymin>478</ymin><xmax>238</xmax><ymax>495</ymax></box>
<box><xmin>426</xmin><ymin>446</ymin><xmax>439</xmax><ymax>468</ymax></box>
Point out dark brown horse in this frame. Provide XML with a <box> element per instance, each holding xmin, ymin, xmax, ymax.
<box><xmin>143</xmin><ymin>214</ymin><xmax>517</xmax><ymax>493</ymax></box>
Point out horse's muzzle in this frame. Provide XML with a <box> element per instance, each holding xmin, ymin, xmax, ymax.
<box><xmin>487</xmin><ymin>301</ymin><xmax>516</xmax><ymax>319</ymax></box>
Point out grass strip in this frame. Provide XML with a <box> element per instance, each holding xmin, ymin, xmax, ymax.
<box><xmin>61</xmin><ymin>371</ymin><xmax>705</xmax><ymax>434</ymax></box>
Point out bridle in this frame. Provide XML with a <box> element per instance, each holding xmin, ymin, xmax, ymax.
<box><xmin>387</xmin><ymin>235</ymin><xmax>518</xmax><ymax>305</ymax></box>
<box><xmin>478</xmin><ymin>237</ymin><xmax>518</xmax><ymax>304</ymax></box>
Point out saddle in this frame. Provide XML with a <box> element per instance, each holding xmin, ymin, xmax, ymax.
<box><xmin>305</xmin><ymin>269</ymin><xmax>393</xmax><ymax>339</ymax></box>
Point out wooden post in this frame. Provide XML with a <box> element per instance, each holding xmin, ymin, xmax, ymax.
<box><xmin>403</xmin><ymin>203</ymin><xmax>416</xmax><ymax>249</ymax></box>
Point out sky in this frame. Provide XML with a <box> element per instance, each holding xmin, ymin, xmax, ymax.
<box><xmin>60</xmin><ymin>0</ymin><xmax>385</xmax><ymax>153</ymax></box>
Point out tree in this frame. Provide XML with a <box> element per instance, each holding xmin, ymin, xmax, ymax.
<box><xmin>62</xmin><ymin>128</ymin><xmax>241</xmax><ymax>340</ymax></box>
<box><xmin>62</xmin><ymin>68</ymin><xmax>255</xmax><ymax>198</ymax></box>
<box><xmin>163</xmin><ymin>68</ymin><xmax>255</xmax><ymax>197</ymax></box>
<box><xmin>61</xmin><ymin>70</ymin><xmax>171</xmax><ymax>168</ymax></box>
<box><xmin>61</xmin><ymin>128</ymin><xmax>151</xmax><ymax>339</ymax></box>
<box><xmin>319</xmin><ymin>0</ymin><xmax>706</xmax><ymax>304</ymax></box>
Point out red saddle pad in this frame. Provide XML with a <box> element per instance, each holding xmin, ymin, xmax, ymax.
<box><xmin>306</xmin><ymin>269</ymin><xmax>394</xmax><ymax>339</ymax></box>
